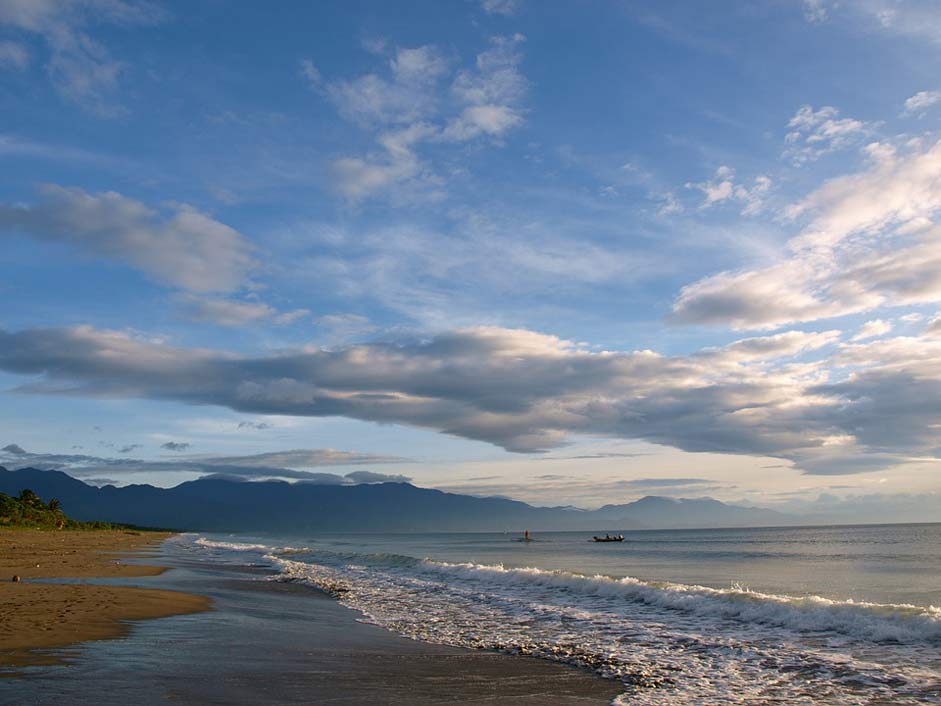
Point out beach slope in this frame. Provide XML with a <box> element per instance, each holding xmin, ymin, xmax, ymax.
<box><xmin>0</xmin><ymin>530</ymin><xmax>210</xmax><ymax>669</ymax></box>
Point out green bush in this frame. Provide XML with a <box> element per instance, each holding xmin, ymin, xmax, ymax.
<box><xmin>0</xmin><ymin>489</ymin><xmax>146</xmax><ymax>531</ymax></box>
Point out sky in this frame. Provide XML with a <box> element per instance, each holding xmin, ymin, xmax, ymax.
<box><xmin>1</xmin><ymin>0</ymin><xmax>940</xmax><ymax>516</ymax></box>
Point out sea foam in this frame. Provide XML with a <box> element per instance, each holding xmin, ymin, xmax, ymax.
<box><xmin>190</xmin><ymin>537</ymin><xmax>941</xmax><ymax>705</ymax></box>
<box><xmin>416</xmin><ymin>559</ymin><xmax>941</xmax><ymax>645</ymax></box>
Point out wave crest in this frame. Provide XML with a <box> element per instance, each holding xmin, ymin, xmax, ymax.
<box><xmin>419</xmin><ymin>560</ymin><xmax>941</xmax><ymax>645</ymax></box>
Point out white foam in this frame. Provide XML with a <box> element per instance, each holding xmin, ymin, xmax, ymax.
<box><xmin>193</xmin><ymin>538</ymin><xmax>273</xmax><ymax>552</ymax></box>
<box><xmin>189</xmin><ymin>538</ymin><xmax>941</xmax><ymax>705</ymax></box>
<box><xmin>419</xmin><ymin>559</ymin><xmax>941</xmax><ymax>645</ymax></box>
<box><xmin>264</xmin><ymin>550</ymin><xmax>941</xmax><ymax>705</ymax></box>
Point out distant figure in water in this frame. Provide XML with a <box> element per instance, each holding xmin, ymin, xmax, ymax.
<box><xmin>524</xmin><ymin>530</ymin><xmax>530</xmax><ymax>541</ymax></box>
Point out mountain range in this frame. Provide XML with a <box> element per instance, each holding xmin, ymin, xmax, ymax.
<box><xmin>0</xmin><ymin>466</ymin><xmax>788</xmax><ymax>532</ymax></box>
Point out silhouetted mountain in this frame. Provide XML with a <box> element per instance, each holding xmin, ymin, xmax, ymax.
<box><xmin>0</xmin><ymin>466</ymin><xmax>789</xmax><ymax>532</ymax></box>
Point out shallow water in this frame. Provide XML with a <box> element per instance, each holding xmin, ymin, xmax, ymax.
<box><xmin>189</xmin><ymin>524</ymin><xmax>941</xmax><ymax>705</ymax></box>
<box><xmin>1</xmin><ymin>543</ymin><xmax>616</xmax><ymax>706</ymax></box>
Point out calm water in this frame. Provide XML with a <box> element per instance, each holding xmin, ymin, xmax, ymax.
<box><xmin>188</xmin><ymin>523</ymin><xmax>941</xmax><ymax>705</ymax></box>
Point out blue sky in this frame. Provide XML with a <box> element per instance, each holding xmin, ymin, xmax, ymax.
<box><xmin>1</xmin><ymin>0</ymin><xmax>941</xmax><ymax>514</ymax></box>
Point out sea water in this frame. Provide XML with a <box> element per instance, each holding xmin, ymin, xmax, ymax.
<box><xmin>185</xmin><ymin>524</ymin><xmax>941</xmax><ymax>705</ymax></box>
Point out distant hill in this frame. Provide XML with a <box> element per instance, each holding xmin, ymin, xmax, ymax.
<box><xmin>0</xmin><ymin>466</ymin><xmax>789</xmax><ymax>533</ymax></box>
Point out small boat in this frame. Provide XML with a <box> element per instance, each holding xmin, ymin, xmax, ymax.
<box><xmin>592</xmin><ymin>534</ymin><xmax>624</xmax><ymax>542</ymax></box>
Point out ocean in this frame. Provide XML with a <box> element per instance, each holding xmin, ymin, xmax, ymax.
<box><xmin>185</xmin><ymin>523</ymin><xmax>941</xmax><ymax>705</ymax></box>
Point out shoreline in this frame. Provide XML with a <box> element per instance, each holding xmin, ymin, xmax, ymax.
<box><xmin>0</xmin><ymin>535</ymin><xmax>622</xmax><ymax>705</ymax></box>
<box><xmin>0</xmin><ymin>530</ymin><xmax>211</xmax><ymax>670</ymax></box>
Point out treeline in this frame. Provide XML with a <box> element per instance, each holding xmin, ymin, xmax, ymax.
<box><xmin>0</xmin><ymin>488</ymin><xmax>138</xmax><ymax>530</ymax></box>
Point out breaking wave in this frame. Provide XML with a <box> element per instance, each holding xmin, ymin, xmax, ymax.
<box><xmin>193</xmin><ymin>538</ymin><xmax>277</xmax><ymax>552</ymax></box>
<box><xmin>189</xmin><ymin>537</ymin><xmax>941</xmax><ymax>705</ymax></box>
<box><xmin>416</xmin><ymin>559</ymin><xmax>941</xmax><ymax>645</ymax></box>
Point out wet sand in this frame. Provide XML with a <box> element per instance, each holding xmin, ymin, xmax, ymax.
<box><xmin>0</xmin><ymin>537</ymin><xmax>622</xmax><ymax>705</ymax></box>
<box><xmin>0</xmin><ymin>530</ymin><xmax>210</xmax><ymax>669</ymax></box>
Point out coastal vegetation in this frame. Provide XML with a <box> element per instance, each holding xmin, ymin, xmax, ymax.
<box><xmin>0</xmin><ymin>488</ymin><xmax>139</xmax><ymax>531</ymax></box>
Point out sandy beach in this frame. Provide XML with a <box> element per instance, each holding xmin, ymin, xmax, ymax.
<box><xmin>0</xmin><ymin>530</ymin><xmax>210</xmax><ymax>669</ymax></box>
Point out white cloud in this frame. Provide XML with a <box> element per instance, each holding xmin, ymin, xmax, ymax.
<box><xmin>686</xmin><ymin>166</ymin><xmax>772</xmax><ymax>215</ymax></box>
<box><xmin>0</xmin><ymin>39</ymin><xmax>28</xmax><ymax>70</ymax></box>
<box><xmin>673</xmin><ymin>140</ymin><xmax>941</xmax><ymax>329</ymax></box>
<box><xmin>807</xmin><ymin>1</ymin><xmax>941</xmax><ymax>43</ymax></box>
<box><xmin>851</xmin><ymin>319</ymin><xmax>893</xmax><ymax>341</ymax></box>
<box><xmin>273</xmin><ymin>309</ymin><xmax>311</xmax><ymax>325</ymax></box>
<box><xmin>320</xmin><ymin>36</ymin><xmax>527</xmax><ymax>201</ymax></box>
<box><xmin>0</xmin><ymin>0</ymin><xmax>166</xmax><ymax>115</ymax></box>
<box><xmin>0</xmin><ymin>185</ymin><xmax>257</xmax><ymax>293</ymax></box>
<box><xmin>687</xmin><ymin>165</ymin><xmax>734</xmax><ymax>206</ymax></box>
<box><xmin>325</xmin><ymin>45</ymin><xmax>449</xmax><ymax>127</ymax></box>
<box><xmin>864</xmin><ymin>0</ymin><xmax>941</xmax><ymax>40</ymax></box>
<box><xmin>899</xmin><ymin>312</ymin><xmax>924</xmax><ymax>323</ymax></box>
<box><xmin>802</xmin><ymin>0</ymin><xmax>828</xmax><ymax>23</ymax></box>
<box><xmin>925</xmin><ymin>315</ymin><xmax>941</xmax><ymax>338</ymax></box>
<box><xmin>437</xmin><ymin>33</ymin><xmax>529</xmax><ymax>144</ymax></box>
<box><xmin>331</xmin><ymin>152</ymin><xmax>420</xmax><ymax>200</ymax></box>
<box><xmin>657</xmin><ymin>191</ymin><xmax>684</xmax><ymax>216</ymax></box>
<box><xmin>787</xmin><ymin>140</ymin><xmax>941</xmax><ymax>249</ymax></box>
<box><xmin>316</xmin><ymin>314</ymin><xmax>377</xmax><ymax>343</ymax></box>
<box><xmin>327</xmin><ymin>72</ymin><xmax>430</xmax><ymax>126</ymax></box>
<box><xmin>449</xmin><ymin>34</ymin><xmax>527</xmax><ymax>109</ymax></box>
<box><xmin>330</xmin><ymin>122</ymin><xmax>440</xmax><ymax>201</ymax></box>
<box><xmin>480</xmin><ymin>0</ymin><xmax>522</xmax><ymax>16</ymax></box>
<box><xmin>697</xmin><ymin>329</ymin><xmax>841</xmax><ymax>364</ymax></box>
<box><xmin>176</xmin><ymin>295</ymin><xmax>274</xmax><ymax>326</ymax></box>
<box><xmin>299</xmin><ymin>58</ymin><xmax>321</xmax><ymax>85</ymax></box>
<box><xmin>784</xmin><ymin>105</ymin><xmax>876</xmax><ymax>165</ymax></box>
<box><xmin>390</xmin><ymin>46</ymin><xmax>450</xmax><ymax>84</ymax></box>
<box><xmin>901</xmin><ymin>90</ymin><xmax>941</xmax><ymax>118</ymax></box>
<box><xmin>174</xmin><ymin>294</ymin><xmax>310</xmax><ymax>327</ymax></box>
<box><xmin>442</xmin><ymin>103</ymin><xmax>523</xmax><ymax>141</ymax></box>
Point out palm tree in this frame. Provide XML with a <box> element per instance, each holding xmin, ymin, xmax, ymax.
<box><xmin>18</xmin><ymin>489</ymin><xmax>41</xmax><ymax>508</ymax></box>
<box><xmin>48</xmin><ymin>498</ymin><xmax>61</xmax><ymax>512</ymax></box>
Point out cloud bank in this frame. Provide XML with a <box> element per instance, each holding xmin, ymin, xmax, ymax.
<box><xmin>0</xmin><ymin>444</ymin><xmax>410</xmax><ymax>484</ymax></box>
<box><xmin>1</xmin><ymin>323</ymin><xmax>938</xmax><ymax>475</ymax></box>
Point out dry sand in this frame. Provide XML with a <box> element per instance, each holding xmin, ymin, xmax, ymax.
<box><xmin>0</xmin><ymin>530</ymin><xmax>210</xmax><ymax>669</ymax></box>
